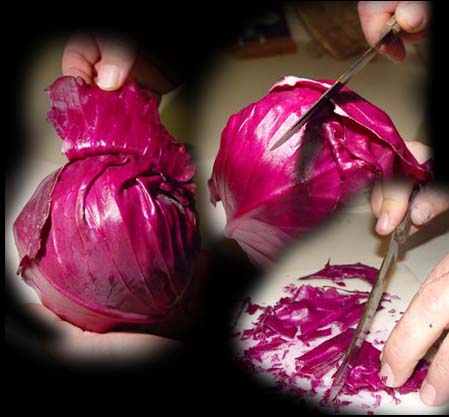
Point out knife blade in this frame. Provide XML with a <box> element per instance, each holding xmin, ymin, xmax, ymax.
<box><xmin>269</xmin><ymin>15</ymin><xmax>401</xmax><ymax>152</ymax></box>
<box><xmin>326</xmin><ymin>186</ymin><xmax>417</xmax><ymax>404</ymax></box>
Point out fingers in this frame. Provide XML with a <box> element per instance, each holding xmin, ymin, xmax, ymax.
<box><xmin>374</xmin><ymin>179</ymin><xmax>415</xmax><ymax>235</ymax></box>
<box><xmin>420</xmin><ymin>332</ymin><xmax>449</xmax><ymax>406</ymax></box>
<box><xmin>372</xmin><ymin>182</ymin><xmax>449</xmax><ymax>236</ymax></box>
<box><xmin>380</xmin><ymin>255</ymin><xmax>449</xmax><ymax>400</ymax></box>
<box><xmin>410</xmin><ymin>186</ymin><xmax>449</xmax><ymax>227</ymax></box>
<box><xmin>358</xmin><ymin>1</ymin><xmax>406</xmax><ymax>62</ymax></box>
<box><xmin>358</xmin><ymin>1</ymin><xmax>430</xmax><ymax>62</ymax></box>
<box><xmin>24</xmin><ymin>304</ymin><xmax>181</xmax><ymax>364</ymax></box>
<box><xmin>62</xmin><ymin>32</ymin><xmax>100</xmax><ymax>84</ymax></box>
<box><xmin>369</xmin><ymin>140</ymin><xmax>449</xmax><ymax>235</ymax></box>
<box><xmin>62</xmin><ymin>32</ymin><xmax>170</xmax><ymax>98</ymax></box>
<box><xmin>399</xmin><ymin>28</ymin><xmax>429</xmax><ymax>44</ymax></box>
<box><xmin>403</xmin><ymin>140</ymin><xmax>431</xmax><ymax>164</ymax></box>
<box><xmin>91</xmin><ymin>330</ymin><xmax>181</xmax><ymax>355</ymax></box>
<box><xmin>370</xmin><ymin>180</ymin><xmax>385</xmax><ymax>218</ymax></box>
<box><xmin>24</xmin><ymin>303</ymin><xmax>61</xmax><ymax>327</ymax></box>
<box><xmin>395</xmin><ymin>1</ymin><xmax>431</xmax><ymax>33</ymax></box>
<box><xmin>62</xmin><ymin>32</ymin><xmax>135</xmax><ymax>91</ymax></box>
<box><xmin>132</xmin><ymin>53</ymin><xmax>177</xmax><ymax>97</ymax></box>
<box><xmin>23</xmin><ymin>303</ymin><xmax>81</xmax><ymax>338</ymax></box>
<box><xmin>59</xmin><ymin>328</ymin><xmax>181</xmax><ymax>365</ymax></box>
<box><xmin>95</xmin><ymin>35</ymin><xmax>136</xmax><ymax>91</ymax></box>
<box><xmin>358</xmin><ymin>1</ymin><xmax>399</xmax><ymax>46</ymax></box>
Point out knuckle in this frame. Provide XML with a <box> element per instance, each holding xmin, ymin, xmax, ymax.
<box><xmin>381</xmin><ymin>196</ymin><xmax>407</xmax><ymax>209</ymax></box>
<box><xmin>404</xmin><ymin>141</ymin><xmax>430</xmax><ymax>162</ymax></box>
<box><xmin>416</xmin><ymin>276</ymin><xmax>449</xmax><ymax>317</ymax></box>
<box><xmin>370</xmin><ymin>193</ymin><xmax>382</xmax><ymax>217</ymax></box>
<box><xmin>432</xmin><ymin>357</ymin><xmax>449</xmax><ymax>381</ymax></box>
<box><xmin>428</xmin><ymin>337</ymin><xmax>449</xmax><ymax>384</ymax></box>
<box><xmin>384</xmin><ymin>331</ymin><xmax>413</xmax><ymax>364</ymax></box>
<box><xmin>395</xmin><ymin>319</ymin><xmax>420</xmax><ymax>345</ymax></box>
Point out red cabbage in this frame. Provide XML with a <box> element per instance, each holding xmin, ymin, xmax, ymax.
<box><xmin>299</xmin><ymin>260</ymin><xmax>379</xmax><ymax>286</ymax></box>
<box><xmin>13</xmin><ymin>76</ymin><xmax>200</xmax><ymax>332</ymax></box>
<box><xmin>209</xmin><ymin>77</ymin><xmax>430</xmax><ymax>267</ymax></box>
<box><xmin>296</xmin><ymin>329</ymin><xmax>353</xmax><ymax>379</ymax></box>
<box><xmin>234</xmin><ymin>262</ymin><xmax>429</xmax><ymax>411</ymax></box>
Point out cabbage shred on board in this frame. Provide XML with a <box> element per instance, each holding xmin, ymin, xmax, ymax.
<box><xmin>13</xmin><ymin>76</ymin><xmax>200</xmax><ymax>333</ymax></box>
<box><xmin>233</xmin><ymin>262</ymin><xmax>429</xmax><ymax>411</ymax></box>
<box><xmin>208</xmin><ymin>77</ymin><xmax>430</xmax><ymax>267</ymax></box>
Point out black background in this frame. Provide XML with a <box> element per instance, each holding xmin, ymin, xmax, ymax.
<box><xmin>4</xmin><ymin>1</ymin><xmax>445</xmax><ymax>414</ymax></box>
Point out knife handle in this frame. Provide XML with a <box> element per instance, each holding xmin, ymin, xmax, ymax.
<box><xmin>379</xmin><ymin>15</ymin><xmax>401</xmax><ymax>45</ymax></box>
<box><xmin>394</xmin><ymin>185</ymin><xmax>419</xmax><ymax>244</ymax></box>
<box><xmin>338</xmin><ymin>15</ymin><xmax>401</xmax><ymax>86</ymax></box>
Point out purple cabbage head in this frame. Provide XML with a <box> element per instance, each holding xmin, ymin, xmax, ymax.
<box><xmin>208</xmin><ymin>77</ymin><xmax>430</xmax><ymax>267</ymax></box>
<box><xmin>13</xmin><ymin>76</ymin><xmax>200</xmax><ymax>332</ymax></box>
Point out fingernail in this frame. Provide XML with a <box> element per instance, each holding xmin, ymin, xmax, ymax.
<box><xmin>402</xmin><ymin>3</ymin><xmax>424</xmax><ymax>30</ymax></box>
<box><xmin>97</xmin><ymin>64</ymin><xmax>120</xmax><ymax>90</ymax></box>
<box><xmin>420</xmin><ymin>381</ymin><xmax>436</xmax><ymax>405</ymax></box>
<box><xmin>380</xmin><ymin>362</ymin><xmax>394</xmax><ymax>386</ymax></box>
<box><xmin>376</xmin><ymin>213</ymin><xmax>390</xmax><ymax>233</ymax></box>
<box><xmin>411</xmin><ymin>203</ymin><xmax>432</xmax><ymax>225</ymax></box>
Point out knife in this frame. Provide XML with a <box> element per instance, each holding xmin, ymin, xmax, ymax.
<box><xmin>269</xmin><ymin>15</ymin><xmax>401</xmax><ymax>152</ymax></box>
<box><xmin>326</xmin><ymin>186</ymin><xmax>418</xmax><ymax>404</ymax></box>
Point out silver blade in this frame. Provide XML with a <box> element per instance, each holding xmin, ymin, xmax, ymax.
<box><xmin>269</xmin><ymin>16</ymin><xmax>400</xmax><ymax>152</ymax></box>
<box><xmin>327</xmin><ymin>186</ymin><xmax>416</xmax><ymax>404</ymax></box>
<box><xmin>269</xmin><ymin>81</ymin><xmax>345</xmax><ymax>151</ymax></box>
<box><xmin>327</xmin><ymin>238</ymin><xmax>398</xmax><ymax>404</ymax></box>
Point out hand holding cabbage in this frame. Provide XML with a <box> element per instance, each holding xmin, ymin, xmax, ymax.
<box><xmin>62</xmin><ymin>31</ymin><xmax>177</xmax><ymax>101</ymax></box>
<box><xmin>14</xmin><ymin>76</ymin><xmax>200</xmax><ymax>333</ymax></box>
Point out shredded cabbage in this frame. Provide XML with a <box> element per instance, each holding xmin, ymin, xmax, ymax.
<box><xmin>233</xmin><ymin>262</ymin><xmax>429</xmax><ymax>411</ymax></box>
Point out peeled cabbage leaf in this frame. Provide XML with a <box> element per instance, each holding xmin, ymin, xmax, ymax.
<box><xmin>299</xmin><ymin>260</ymin><xmax>379</xmax><ymax>286</ymax></box>
<box><xmin>209</xmin><ymin>77</ymin><xmax>430</xmax><ymax>267</ymax></box>
<box><xmin>14</xmin><ymin>76</ymin><xmax>200</xmax><ymax>332</ymax></box>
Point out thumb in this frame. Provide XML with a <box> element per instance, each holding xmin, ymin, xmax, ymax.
<box><xmin>410</xmin><ymin>186</ymin><xmax>449</xmax><ymax>227</ymax></box>
<box><xmin>395</xmin><ymin>1</ymin><xmax>431</xmax><ymax>33</ymax></box>
<box><xmin>95</xmin><ymin>36</ymin><xmax>136</xmax><ymax>91</ymax></box>
<box><xmin>375</xmin><ymin>179</ymin><xmax>415</xmax><ymax>235</ymax></box>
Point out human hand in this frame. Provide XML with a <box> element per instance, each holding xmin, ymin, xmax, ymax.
<box><xmin>370</xmin><ymin>141</ymin><xmax>449</xmax><ymax>236</ymax></box>
<box><xmin>23</xmin><ymin>251</ymin><xmax>208</xmax><ymax>366</ymax></box>
<box><xmin>379</xmin><ymin>253</ymin><xmax>449</xmax><ymax>406</ymax></box>
<box><xmin>25</xmin><ymin>303</ymin><xmax>181</xmax><ymax>366</ymax></box>
<box><xmin>369</xmin><ymin>141</ymin><xmax>449</xmax><ymax>406</ymax></box>
<box><xmin>62</xmin><ymin>31</ymin><xmax>176</xmax><ymax>101</ymax></box>
<box><xmin>358</xmin><ymin>1</ymin><xmax>430</xmax><ymax>62</ymax></box>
